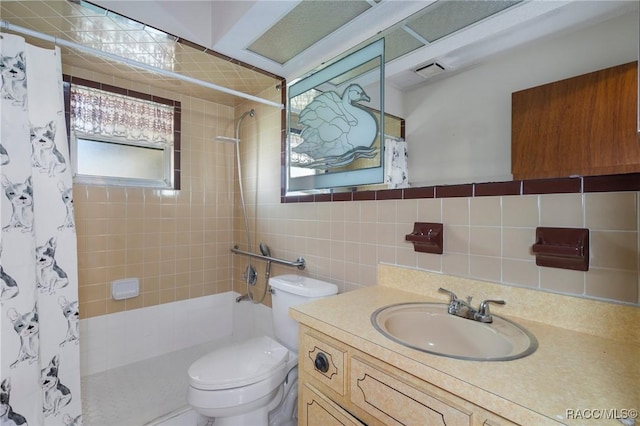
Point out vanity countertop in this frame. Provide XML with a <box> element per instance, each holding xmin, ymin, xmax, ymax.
<box><xmin>290</xmin><ymin>266</ymin><xmax>640</xmax><ymax>425</ymax></box>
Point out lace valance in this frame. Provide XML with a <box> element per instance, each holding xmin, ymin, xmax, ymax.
<box><xmin>70</xmin><ymin>85</ymin><xmax>174</xmax><ymax>146</ymax></box>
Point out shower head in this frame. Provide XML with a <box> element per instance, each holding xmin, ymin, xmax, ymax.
<box><xmin>259</xmin><ymin>243</ymin><xmax>271</xmax><ymax>257</ymax></box>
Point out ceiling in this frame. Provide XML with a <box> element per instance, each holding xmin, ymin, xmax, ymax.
<box><xmin>1</xmin><ymin>0</ymin><xmax>637</xmax><ymax>107</ymax></box>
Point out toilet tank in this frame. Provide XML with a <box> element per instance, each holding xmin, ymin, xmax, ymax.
<box><xmin>269</xmin><ymin>275</ymin><xmax>338</xmax><ymax>352</ymax></box>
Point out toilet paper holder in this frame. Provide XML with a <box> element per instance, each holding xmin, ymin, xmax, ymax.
<box><xmin>405</xmin><ymin>222</ymin><xmax>444</xmax><ymax>254</ymax></box>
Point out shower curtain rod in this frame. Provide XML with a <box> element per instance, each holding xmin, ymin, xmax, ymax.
<box><xmin>0</xmin><ymin>20</ymin><xmax>284</xmax><ymax>109</ymax></box>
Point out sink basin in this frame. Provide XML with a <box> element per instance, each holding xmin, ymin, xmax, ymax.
<box><xmin>371</xmin><ymin>303</ymin><xmax>537</xmax><ymax>361</ymax></box>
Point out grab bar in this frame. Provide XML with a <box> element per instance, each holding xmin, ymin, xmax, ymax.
<box><xmin>231</xmin><ymin>245</ymin><xmax>306</xmax><ymax>270</ymax></box>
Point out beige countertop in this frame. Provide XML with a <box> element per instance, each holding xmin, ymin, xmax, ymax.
<box><xmin>291</xmin><ymin>265</ymin><xmax>640</xmax><ymax>425</ymax></box>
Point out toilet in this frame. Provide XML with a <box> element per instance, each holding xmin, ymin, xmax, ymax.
<box><xmin>187</xmin><ymin>274</ymin><xmax>338</xmax><ymax>426</ymax></box>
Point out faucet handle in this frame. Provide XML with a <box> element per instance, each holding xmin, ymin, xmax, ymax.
<box><xmin>438</xmin><ymin>287</ymin><xmax>458</xmax><ymax>303</ymax></box>
<box><xmin>475</xmin><ymin>299</ymin><xmax>506</xmax><ymax>323</ymax></box>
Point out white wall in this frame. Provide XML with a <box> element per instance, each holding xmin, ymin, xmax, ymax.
<box><xmin>404</xmin><ymin>12</ymin><xmax>638</xmax><ymax>187</ymax></box>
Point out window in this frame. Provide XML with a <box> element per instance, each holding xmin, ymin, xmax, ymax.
<box><xmin>63</xmin><ymin>77</ymin><xmax>181</xmax><ymax>189</ymax></box>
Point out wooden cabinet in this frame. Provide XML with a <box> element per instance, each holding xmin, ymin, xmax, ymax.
<box><xmin>298</xmin><ymin>325</ymin><xmax>525</xmax><ymax>426</ymax></box>
<box><xmin>512</xmin><ymin>61</ymin><xmax>640</xmax><ymax>180</ymax></box>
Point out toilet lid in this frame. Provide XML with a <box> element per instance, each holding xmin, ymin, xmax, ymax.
<box><xmin>188</xmin><ymin>336</ymin><xmax>289</xmax><ymax>391</ymax></box>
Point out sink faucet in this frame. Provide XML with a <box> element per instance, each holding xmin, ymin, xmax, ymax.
<box><xmin>438</xmin><ymin>288</ymin><xmax>505</xmax><ymax>323</ymax></box>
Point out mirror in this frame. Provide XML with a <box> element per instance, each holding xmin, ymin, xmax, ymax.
<box><xmin>284</xmin><ymin>1</ymin><xmax>639</xmax><ymax>195</ymax></box>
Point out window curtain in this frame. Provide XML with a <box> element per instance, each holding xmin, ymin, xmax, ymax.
<box><xmin>0</xmin><ymin>33</ymin><xmax>82</xmax><ymax>425</ymax></box>
<box><xmin>70</xmin><ymin>85</ymin><xmax>174</xmax><ymax>145</ymax></box>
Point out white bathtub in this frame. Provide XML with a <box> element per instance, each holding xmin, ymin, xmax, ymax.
<box><xmin>81</xmin><ymin>292</ymin><xmax>275</xmax><ymax>426</ymax></box>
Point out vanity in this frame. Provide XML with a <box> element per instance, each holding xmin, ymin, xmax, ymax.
<box><xmin>290</xmin><ymin>265</ymin><xmax>640</xmax><ymax>425</ymax></box>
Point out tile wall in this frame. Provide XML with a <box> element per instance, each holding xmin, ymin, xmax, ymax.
<box><xmin>67</xmin><ymin>65</ymin><xmax>238</xmax><ymax>318</ymax></box>
<box><xmin>252</xmin><ymin>190</ymin><xmax>639</xmax><ymax>305</ymax></box>
<box><xmin>72</xmin><ymin>74</ymin><xmax>639</xmax><ymax>320</ymax></box>
<box><xmin>238</xmin><ymin>91</ymin><xmax>640</xmax><ymax>306</ymax></box>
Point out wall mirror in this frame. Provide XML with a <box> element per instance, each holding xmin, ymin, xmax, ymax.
<box><xmin>283</xmin><ymin>1</ymin><xmax>639</xmax><ymax>196</ymax></box>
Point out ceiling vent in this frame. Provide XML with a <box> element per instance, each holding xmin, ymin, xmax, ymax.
<box><xmin>415</xmin><ymin>62</ymin><xmax>446</xmax><ymax>79</ymax></box>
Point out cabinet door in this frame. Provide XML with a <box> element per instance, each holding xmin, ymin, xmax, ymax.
<box><xmin>512</xmin><ymin>61</ymin><xmax>640</xmax><ymax>180</ymax></box>
<box><xmin>350</xmin><ymin>357</ymin><xmax>472</xmax><ymax>426</ymax></box>
<box><xmin>300</xmin><ymin>383</ymin><xmax>363</xmax><ymax>426</ymax></box>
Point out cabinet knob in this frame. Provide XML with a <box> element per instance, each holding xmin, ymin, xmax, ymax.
<box><xmin>314</xmin><ymin>352</ymin><xmax>330</xmax><ymax>373</ymax></box>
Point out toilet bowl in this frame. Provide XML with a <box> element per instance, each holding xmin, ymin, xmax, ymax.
<box><xmin>188</xmin><ymin>336</ymin><xmax>295</xmax><ymax>424</ymax></box>
<box><xmin>187</xmin><ymin>275</ymin><xmax>338</xmax><ymax>426</ymax></box>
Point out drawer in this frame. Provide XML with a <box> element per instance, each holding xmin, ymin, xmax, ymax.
<box><xmin>350</xmin><ymin>356</ymin><xmax>472</xmax><ymax>426</ymax></box>
<box><xmin>301</xmin><ymin>331</ymin><xmax>347</xmax><ymax>396</ymax></box>
<box><xmin>300</xmin><ymin>383</ymin><xmax>363</xmax><ymax>426</ymax></box>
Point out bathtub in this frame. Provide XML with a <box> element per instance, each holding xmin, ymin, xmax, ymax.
<box><xmin>80</xmin><ymin>292</ymin><xmax>275</xmax><ymax>426</ymax></box>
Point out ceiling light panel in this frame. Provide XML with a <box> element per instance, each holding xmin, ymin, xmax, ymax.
<box><xmin>247</xmin><ymin>0</ymin><xmax>372</xmax><ymax>65</ymax></box>
<box><xmin>406</xmin><ymin>0</ymin><xmax>522</xmax><ymax>43</ymax></box>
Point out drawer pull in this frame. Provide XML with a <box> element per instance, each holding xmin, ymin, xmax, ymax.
<box><xmin>314</xmin><ymin>352</ymin><xmax>330</xmax><ymax>373</ymax></box>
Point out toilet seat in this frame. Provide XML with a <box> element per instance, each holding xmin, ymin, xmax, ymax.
<box><xmin>188</xmin><ymin>336</ymin><xmax>289</xmax><ymax>391</ymax></box>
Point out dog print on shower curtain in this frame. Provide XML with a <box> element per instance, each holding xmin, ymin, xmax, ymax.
<box><xmin>0</xmin><ymin>262</ymin><xmax>19</xmax><ymax>302</ymax></box>
<box><xmin>7</xmin><ymin>304</ymin><xmax>39</xmax><ymax>369</ymax></box>
<box><xmin>35</xmin><ymin>237</ymin><xmax>69</xmax><ymax>295</ymax></box>
<box><xmin>0</xmin><ymin>51</ymin><xmax>27</xmax><ymax>108</ymax></box>
<box><xmin>0</xmin><ymin>243</ymin><xmax>20</xmax><ymax>302</ymax></box>
<box><xmin>1</xmin><ymin>175</ymin><xmax>34</xmax><ymax>233</ymax></box>
<box><xmin>62</xmin><ymin>413</ymin><xmax>81</xmax><ymax>426</ymax></box>
<box><xmin>40</xmin><ymin>355</ymin><xmax>72</xmax><ymax>417</ymax></box>
<box><xmin>0</xmin><ymin>142</ymin><xmax>9</xmax><ymax>165</ymax></box>
<box><xmin>57</xmin><ymin>181</ymin><xmax>75</xmax><ymax>231</ymax></box>
<box><xmin>1</xmin><ymin>33</ymin><xmax>82</xmax><ymax>425</ymax></box>
<box><xmin>31</xmin><ymin>121</ymin><xmax>66</xmax><ymax>177</ymax></box>
<box><xmin>0</xmin><ymin>378</ymin><xmax>28</xmax><ymax>426</ymax></box>
<box><xmin>58</xmin><ymin>296</ymin><xmax>79</xmax><ymax>347</ymax></box>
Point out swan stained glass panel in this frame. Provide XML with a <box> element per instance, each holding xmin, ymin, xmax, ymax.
<box><xmin>287</xmin><ymin>39</ymin><xmax>385</xmax><ymax>192</ymax></box>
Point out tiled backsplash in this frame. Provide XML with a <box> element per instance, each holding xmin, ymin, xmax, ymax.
<box><xmin>254</xmin><ymin>189</ymin><xmax>639</xmax><ymax>305</ymax></box>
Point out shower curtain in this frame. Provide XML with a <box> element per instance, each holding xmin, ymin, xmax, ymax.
<box><xmin>384</xmin><ymin>137</ymin><xmax>409</xmax><ymax>189</ymax></box>
<box><xmin>0</xmin><ymin>33</ymin><xmax>82</xmax><ymax>425</ymax></box>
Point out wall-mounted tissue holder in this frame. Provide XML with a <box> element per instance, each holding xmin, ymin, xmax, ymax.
<box><xmin>532</xmin><ymin>227</ymin><xmax>589</xmax><ymax>271</ymax></box>
<box><xmin>405</xmin><ymin>222</ymin><xmax>443</xmax><ymax>254</ymax></box>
